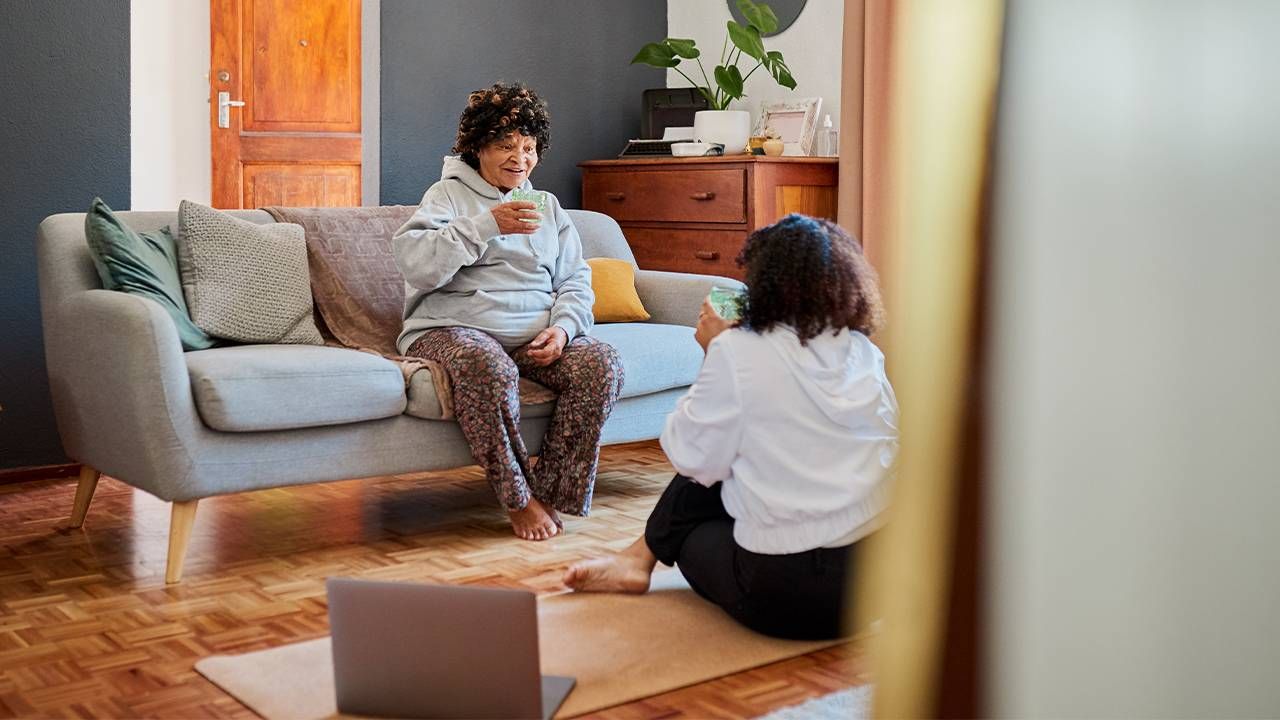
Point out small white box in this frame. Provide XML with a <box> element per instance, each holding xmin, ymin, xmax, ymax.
<box><xmin>670</xmin><ymin>142</ymin><xmax>716</xmax><ymax>157</ymax></box>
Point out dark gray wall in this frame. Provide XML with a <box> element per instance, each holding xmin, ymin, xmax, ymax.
<box><xmin>0</xmin><ymin>1</ymin><xmax>131</xmax><ymax>469</ymax></box>
<box><xmin>380</xmin><ymin>0</ymin><xmax>666</xmax><ymax>207</ymax></box>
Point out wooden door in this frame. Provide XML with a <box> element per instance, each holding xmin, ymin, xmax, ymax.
<box><xmin>210</xmin><ymin>0</ymin><xmax>361</xmax><ymax>209</ymax></box>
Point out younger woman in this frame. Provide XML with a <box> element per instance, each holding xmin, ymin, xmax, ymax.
<box><xmin>564</xmin><ymin>215</ymin><xmax>897</xmax><ymax>640</ymax></box>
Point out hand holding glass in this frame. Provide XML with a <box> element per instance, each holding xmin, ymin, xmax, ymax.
<box><xmin>509</xmin><ymin>189</ymin><xmax>547</xmax><ymax>222</ymax></box>
<box><xmin>708</xmin><ymin>286</ymin><xmax>745</xmax><ymax>320</ymax></box>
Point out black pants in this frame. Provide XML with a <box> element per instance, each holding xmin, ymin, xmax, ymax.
<box><xmin>644</xmin><ymin>474</ymin><xmax>855</xmax><ymax>640</ymax></box>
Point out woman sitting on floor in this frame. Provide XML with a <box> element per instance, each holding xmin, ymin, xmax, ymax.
<box><xmin>564</xmin><ymin>214</ymin><xmax>898</xmax><ymax>640</ymax></box>
<box><xmin>393</xmin><ymin>82</ymin><xmax>624</xmax><ymax>542</ymax></box>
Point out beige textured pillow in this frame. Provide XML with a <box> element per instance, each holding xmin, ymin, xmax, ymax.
<box><xmin>177</xmin><ymin>200</ymin><xmax>323</xmax><ymax>345</ymax></box>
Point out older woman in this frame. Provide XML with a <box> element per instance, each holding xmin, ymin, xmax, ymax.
<box><xmin>393</xmin><ymin>82</ymin><xmax>624</xmax><ymax>541</ymax></box>
<box><xmin>565</xmin><ymin>215</ymin><xmax>897</xmax><ymax>640</ymax></box>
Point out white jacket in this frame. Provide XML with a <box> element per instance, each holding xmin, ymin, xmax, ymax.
<box><xmin>660</xmin><ymin>326</ymin><xmax>899</xmax><ymax>554</ymax></box>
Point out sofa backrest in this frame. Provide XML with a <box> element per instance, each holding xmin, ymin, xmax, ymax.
<box><xmin>566</xmin><ymin>209</ymin><xmax>636</xmax><ymax>266</ymax></box>
<box><xmin>39</xmin><ymin>207</ymin><xmax>633</xmax><ymax>303</ymax></box>
<box><xmin>36</xmin><ymin>206</ymin><xmax>635</xmax><ymax>347</ymax></box>
<box><xmin>37</xmin><ymin>209</ymin><xmax>274</xmax><ymax>305</ymax></box>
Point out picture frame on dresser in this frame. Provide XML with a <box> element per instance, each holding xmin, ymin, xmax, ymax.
<box><xmin>752</xmin><ymin>97</ymin><xmax>823</xmax><ymax>156</ymax></box>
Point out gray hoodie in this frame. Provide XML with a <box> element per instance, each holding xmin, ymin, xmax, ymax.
<box><xmin>392</xmin><ymin>156</ymin><xmax>594</xmax><ymax>353</ymax></box>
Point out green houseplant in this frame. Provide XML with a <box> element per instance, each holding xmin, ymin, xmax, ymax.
<box><xmin>631</xmin><ymin>0</ymin><xmax>798</xmax><ymax>110</ymax></box>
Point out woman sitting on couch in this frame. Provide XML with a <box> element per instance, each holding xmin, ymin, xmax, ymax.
<box><xmin>565</xmin><ymin>215</ymin><xmax>898</xmax><ymax>640</ymax></box>
<box><xmin>393</xmin><ymin>82</ymin><xmax>624</xmax><ymax>541</ymax></box>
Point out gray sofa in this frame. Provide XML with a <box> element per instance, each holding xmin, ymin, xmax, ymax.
<box><xmin>36</xmin><ymin>208</ymin><xmax>742</xmax><ymax>582</ymax></box>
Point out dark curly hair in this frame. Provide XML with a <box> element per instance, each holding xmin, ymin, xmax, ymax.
<box><xmin>736</xmin><ymin>214</ymin><xmax>885</xmax><ymax>343</ymax></box>
<box><xmin>452</xmin><ymin>82</ymin><xmax>551</xmax><ymax>169</ymax></box>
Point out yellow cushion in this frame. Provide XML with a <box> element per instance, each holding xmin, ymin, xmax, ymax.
<box><xmin>587</xmin><ymin>258</ymin><xmax>651</xmax><ymax>323</ymax></box>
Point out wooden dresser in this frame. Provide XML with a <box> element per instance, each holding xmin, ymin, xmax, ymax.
<box><xmin>579</xmin><ymin>156</ymin><xmax>838</xmax><ymax>280</ymax></box>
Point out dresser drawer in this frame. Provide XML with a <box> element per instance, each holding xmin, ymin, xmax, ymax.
<box><xmin>622</xmin><ymin>228</ymin><xmax>747</xmax><ymax>280</ymax></box>
<box><xmin>584</xmin><ymin>168</ymin><xmax>746</xmax><ymax>224</ymax></box>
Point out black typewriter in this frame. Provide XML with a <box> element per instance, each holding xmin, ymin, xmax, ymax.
<box><xmin>617</xmin><ymin>88</ymin><xmax>711</xmax><ymax>157</ymax></box>
<box><xmin>617</xmin><ymin>139</ymin><xmax>681</xmax><ymax>157</ymax></box>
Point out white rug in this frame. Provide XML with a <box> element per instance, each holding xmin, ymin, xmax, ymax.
<box><xmin>758</xmin><ymin>685</ymin><xmax>873</xmax><ymax>720</ymax></box>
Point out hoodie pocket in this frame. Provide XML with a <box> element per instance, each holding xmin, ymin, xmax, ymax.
<box><xmin>522</xmin><ymin>225</ymin><xmax>557</xmax><ymax>261</ymax></box>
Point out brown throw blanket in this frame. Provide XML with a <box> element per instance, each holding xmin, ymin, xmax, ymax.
<box><xmin>264</xmin><ymin>206</ymin><xmax>555</xmax><ymax>420</ymax></box>
<box><xmin>264</xmin><ymin>205</ymin><xmax>457</xmax><ymax>418</ymax></box>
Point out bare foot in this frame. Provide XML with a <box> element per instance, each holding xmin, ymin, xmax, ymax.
<box><xmin>545</xmin><ymin>506</ymin><xmax>564</xmax><ymax>531</ymax></box>
<box><xmin>563</xmin><ymin>555</ymin><xmax>652</xmax><ymax>594</ymax></box>
<box><xmin>509</xmin><ymin>497</ymin><xmax>560</xmax><ymax>541</ymax></box>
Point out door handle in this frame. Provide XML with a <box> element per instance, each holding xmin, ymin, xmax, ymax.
<box><xmin>217</xmin><ymin>91</ymin><xmax>246</xmax><ymax>129</ymax></box>
<box><xmin>690</xmin><ymin>192</ymin><xmax>716</xmax><ymax>201</ymax></box>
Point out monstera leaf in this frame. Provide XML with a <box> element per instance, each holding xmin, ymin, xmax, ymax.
<box><xmin>631</xmin><ymin>42</ymin><xmax>679</xmax><ymax>68</ymax></box>
<box><xmin>727</xmin><ymin>21</ymin><xmax>765</xmax><ymax>61</ymax></box>
<box><xmin>765</xmin><ymin>51</ymin><xmax>797</xmax><ymax>90</ymax></box>
<box><xmin>666</xmin><ymin>38</ymin><xmax>700</xmax><ymax>59</ymax></box>
<box><xmin>736</xmin><ymin>0</ymin><xmax>779</xmax><ymax>34</ymax></box>
<box><xmin>714</xmin><ymin>64</ymin><xmax>745</xmax><ymax>100</ymax></box>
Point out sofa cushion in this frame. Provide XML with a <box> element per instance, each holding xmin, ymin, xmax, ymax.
<box><xmin>402</xmin><ymin>324</ymin><xmax>694</xmax><ymax>421</ymax></box>
<box><xmin>590</xmin><ymin>323</ymin><xmax>703</xmax><ymax>398</ymax></box>
<box><xmin>587</xmin><ymin>258</ymin><xmax>651</xmax><ymax>323</ymax></box>
<box><xmin>405</xmin><ymin>371</ymin><xmax>556</xmax><ymax>421</ymax></box>
<box><xmin>186</xmin><ymin>345</ymin><xmax>406</xmax><ymax>432</ymax></box>
<box><xmin>177</xmin><ymin>200</ymin><xmax>324</xmax><ymax>345</ymax></box>
<box><xmin>83</xmin><ymin>198</ymin><xmax>217</xmax><ymax>351</ymax></box>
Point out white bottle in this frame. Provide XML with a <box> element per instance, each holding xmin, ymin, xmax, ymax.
<box><xmin>820</xmin><ymin>114</ymin><xmax>839</xmax><ymax>157</ymax></box>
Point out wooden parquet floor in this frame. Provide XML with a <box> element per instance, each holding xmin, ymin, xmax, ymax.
<box><xmin>0</xmin><ymin>441</ymin><xmax>868</xmax><ymax>718</ymax></box>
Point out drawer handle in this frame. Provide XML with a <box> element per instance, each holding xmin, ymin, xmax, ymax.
<box><xmin>605</xmin><ymin>192</ymin><xmax>626</xmax><ymax>201</ymax></box>
<box><xmin>694</xmin><ymin>250</ymin><xmax>720</xmax><ymax>261</ymax></box>
<box><xmin>690</xmin><ymin>192</ymin><xmax>717</xmax><ymax>201</ymax></box>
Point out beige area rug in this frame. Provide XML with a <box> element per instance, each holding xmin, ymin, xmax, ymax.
<box><xmin>195</xmin><ymin>570</ymin><xmax>844</xmax><ymax>719</ymax></box>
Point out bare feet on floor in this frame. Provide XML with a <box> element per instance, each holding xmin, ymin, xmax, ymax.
<box><xmin>563</xmin><ymin>553</ymin><xmax>653</xmax><ymax>594</ymax></box>
<box><xmin>509</xmin><ymin>497</ymin><xmax>560</xmax><ymax>541</ymax></box>
<box><xmin>545</xmin><ymin>505</ymin><xmax>563</xmax><ymax>531</ymax></box>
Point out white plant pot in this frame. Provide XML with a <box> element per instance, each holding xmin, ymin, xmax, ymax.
<box><xmin>693</xmin><ymin>110</ymin><xmax>751</xmax><ymax>155</ymax></box>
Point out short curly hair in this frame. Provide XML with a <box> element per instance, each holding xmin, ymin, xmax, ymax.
<box><xmin>452</xmin><ymin>82</ymin><xmax>551</xmax><ymax>169</ymax></box>
<box><xmin>736</xmin><ymin>214</ymin><xmax>885</xmax><ymax>343</ymax></box>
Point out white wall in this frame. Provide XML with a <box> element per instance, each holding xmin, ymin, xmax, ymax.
<box><xmin>361</xmin><ymin>0</ymin><xmax>379</xmax><ymax>205</ymax></box>
<box><xmin>987</xmin><ymin>0</ymin><xmax>1280</xmax><ymax>715</ymax></box>
<box><xmin>130</xmin><ymin>0</ymin><xmax>211</xmax><ymax>210</ymax></box>
<box><xmin>666</xmin><ymin>0</ymin><xmax>842</xmax><ymax>135</ymax></box>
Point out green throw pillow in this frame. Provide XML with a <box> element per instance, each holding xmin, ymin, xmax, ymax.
<box><xmin>84</xmin><ymin>197</ymin><xmax>217</xmax><ymax>350</ymax></box>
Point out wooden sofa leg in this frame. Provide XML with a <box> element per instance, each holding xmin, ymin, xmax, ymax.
<box><xmin>69</xmin><ymin>465</ymin><xmax>101</xmax><ymax>528</ymax></box>
<box><xmin>165</xmin><ymin>500</ymin><xmax>199</xmax><ymax>584</ymax></box>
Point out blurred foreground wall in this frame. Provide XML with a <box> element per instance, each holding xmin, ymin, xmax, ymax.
<box><xmin>986</xmin><ymin>0</ymin><xmax>1280</xmax><ymax>716</ymax></box>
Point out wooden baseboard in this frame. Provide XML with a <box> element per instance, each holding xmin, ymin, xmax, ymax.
<box><xmin>0</xmin><ymin>463</ymin><xmax>82</xmax><ymax>485</ymax></box>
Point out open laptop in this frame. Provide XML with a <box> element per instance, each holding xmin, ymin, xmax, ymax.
<box><xmin>326</xmin><ymin>578</ymin><xmax>575</xmax><ymax>720</ymax></box>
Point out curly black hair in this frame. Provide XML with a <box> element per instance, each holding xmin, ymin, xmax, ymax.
<box><xmin>452</xmin><ymin>82</ymin><xmax>551</xmax><ymax>169</ymax></box>
<box><xmin>736</xmin><ymin>214</ymin><xmax>885</xmax><ymax>343</ymax></box>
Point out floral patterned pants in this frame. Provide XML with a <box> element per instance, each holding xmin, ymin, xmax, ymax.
<box><xmin>406</xmin><ymin>327</ymin><xmax>624</xmax><ymax>516</ymax></box>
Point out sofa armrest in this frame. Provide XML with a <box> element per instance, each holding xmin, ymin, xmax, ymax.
<box><xmin>46</xmin><ymin>290</ymin><xmax>200</xmax><ymax>499</ymax></box>
<box><xmin>633</xmin><ymin>270</ymin><xmax>746</xmax><ymax>328</ymax></box>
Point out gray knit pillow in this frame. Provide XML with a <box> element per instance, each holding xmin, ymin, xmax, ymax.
<box><xmin>177</xmin><ymin>200</ymin><xmax>323</xmax><ymax>345</ymax></box>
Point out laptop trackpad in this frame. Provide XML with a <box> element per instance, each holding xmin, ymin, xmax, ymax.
<box><xmin>541</xmin><ymin>675</ymin><xmax>575</xmax><ymax>720</ymax></box>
